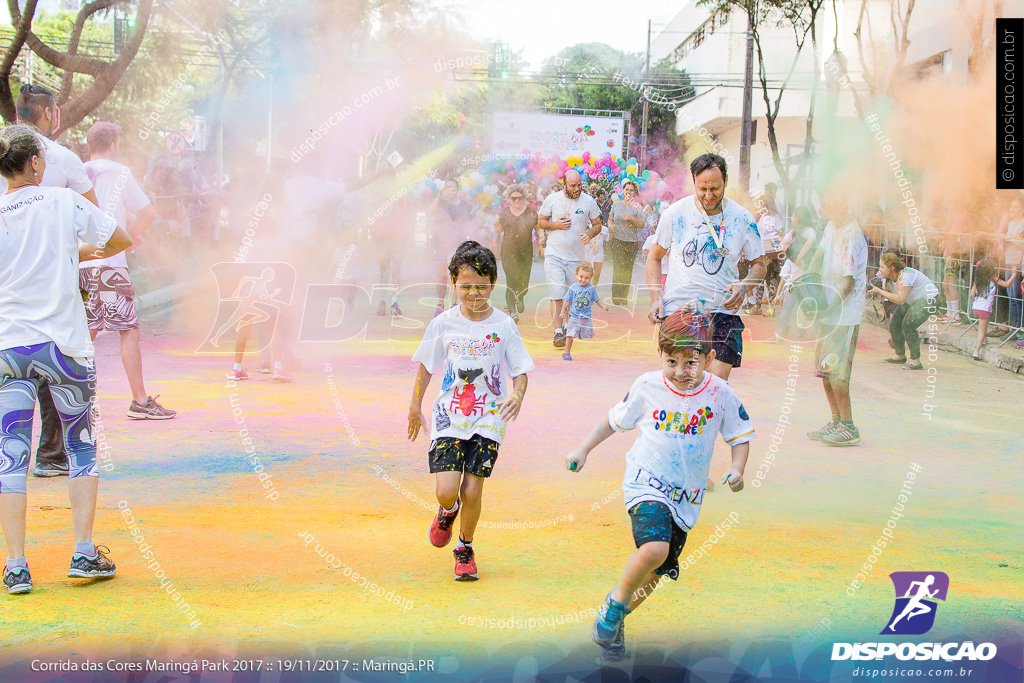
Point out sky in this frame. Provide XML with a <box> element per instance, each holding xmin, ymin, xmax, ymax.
<box><xmin>449</xmin><ymin>0</ymin><xmax>682</xmax><ymax>70</ymax></box>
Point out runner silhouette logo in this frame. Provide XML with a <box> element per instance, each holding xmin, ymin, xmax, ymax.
<box><xmin>196</xmin><ymin>262</ymin><xmax>296</xmax><ymax>353</ymax></box>
<box><xmin>881</xmin><ymin>571</ymin><xmax>949</xmax><ymax>635</ymax></box>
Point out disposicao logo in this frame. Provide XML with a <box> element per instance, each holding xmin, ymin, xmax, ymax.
<box><xmin>831</xmin><ymin>572</ymin><xmax>997</xmax><ymax>662</ymax></box>
<box><xmin>882</xmin><ymin>571</ymin><xmax>948</xmax><ymax>635</ymax></box>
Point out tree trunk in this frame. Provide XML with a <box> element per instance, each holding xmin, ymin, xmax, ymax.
<box><xmin>0</xmin><ymin>0</ymin><xmax>41</xmax><ymax>123</ymax></box>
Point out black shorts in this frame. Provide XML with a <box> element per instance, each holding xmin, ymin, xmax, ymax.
<box><xmin>629</xmin><ymin>501</ymin><xmax>688</xmax><ymax>580</ymax></box>
<box><xmin>710</xmin><ymin>312</ymin><xmax>744</xmax><ymax>368</ymax></box>
<box><xmin>428</xmin><ymin>434</ymin><xmax>499</xmax><ymax>478</ymax></box>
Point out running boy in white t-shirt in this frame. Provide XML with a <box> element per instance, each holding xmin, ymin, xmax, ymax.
<box><xmin>565</xmin><ymin>311</ymin><xmax>753</xmax><ymax>660</ymax></box>
<box><xmin>409</xmin><ymin>240</ymin><xmax>533</xmax><ymax>581</ymax></box>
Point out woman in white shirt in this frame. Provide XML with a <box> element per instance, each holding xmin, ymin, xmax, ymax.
<box><xmin>868</xmin><ymin>252</ymin><xmax>938</xmax><ymax>370</ymax></box>
<box><xmin>0</xmin><ymin>125</ymin><xmax>131</xmax><ymax>594</ymax></box>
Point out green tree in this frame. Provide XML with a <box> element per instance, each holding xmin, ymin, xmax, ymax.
<box><xmin>698</xmin><ymin>0</ymin><xmax>825</xmax><ymax>198</ymax></box>
<box><xmin>534</xmin><ymin>43</ymin><xmax>693</xmax><ymax>167</ymax></box>
<box><xmin>1</xmin><ymin>0</ymin><xmax>155</xmax><ymax>134</ymax></box>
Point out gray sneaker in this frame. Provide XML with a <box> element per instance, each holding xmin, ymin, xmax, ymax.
<box><xmin>822</xmin><ymin>422</ymin><xmax>861</xmax><ymax>446</ymax></box>
<box><xmin>4</xmin><ymin>565</ymin><xmax>31</xmax><ymax>594</ymax></box>
<box><xmin>127</xmin><ymin>395</ymin><xmax>176</xmax><ymax>420</ymax></box>
<box><xmin>807</xmin><ymin>418</ymin><xmax>840</xmax><ymax>441</ymax></box>
<box><xmin>67</xmin><ymin>545</ymin><xmax>117</xmax><ymax>578</ymax></box>
<box><xmin>33</xmin><ymin>461</ymin><xmax>69</xmax><ymax>477</ymax></box>
<box><xmin>553</xmin><ymin>329</ymin><xmax>567</xmax><ymax>348</ymax></box>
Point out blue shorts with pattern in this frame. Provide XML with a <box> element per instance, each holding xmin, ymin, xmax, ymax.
<box><xmin>0</xmin><ymin>342</ymin><xmax>98</xmax><ymax>493</ymax></box>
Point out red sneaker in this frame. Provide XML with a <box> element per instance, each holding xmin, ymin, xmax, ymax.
<box><xmin>428</xmin><ymin>504</ymin><xmax>459</xmax><ymax>548</ymax></box>
<box><xmin>453</xmin><ymin>546</ymin><xmax>478</xmax><ymax>581</ymax></box>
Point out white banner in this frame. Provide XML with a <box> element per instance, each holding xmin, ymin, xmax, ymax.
<box><xmin>491</xmin><ymin>111</ymin><xmax>625</xmax><ymax>159</ymax></box>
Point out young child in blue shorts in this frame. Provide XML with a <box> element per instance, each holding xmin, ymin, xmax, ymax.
<box><xmin>559</xmin><ymin>263</ymin><xmax>609</xmax><ymax>361</ymax></box>
<box><xmin>408</xmin><ymin>240</ymin><xmax>533</xmax><ymax>581</ymax></box>
<box><xmin>565</xmin><ymin>311</ymin><xmax>754</xmax><ymax>660</ymax></box>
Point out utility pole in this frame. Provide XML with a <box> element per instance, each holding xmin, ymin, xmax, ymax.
<box><xmin>640</xmin><ymin>18</ymin><xmax>651</xmax><ymax>168</ymax></box>
<box><xmin>739</xmin><ymin>7</ymin><xmax>755</xmax><ymax>193</ymax></box>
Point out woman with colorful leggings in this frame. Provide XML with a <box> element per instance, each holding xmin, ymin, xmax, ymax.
<box><xmin>0</xmin><ymin>125</ymin><xmax>131</xmax><ymax>594</ymax></box>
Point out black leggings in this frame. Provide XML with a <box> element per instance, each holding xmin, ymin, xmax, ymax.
<box><xmin>608</xmin><ymin>238</ymin><xmax>640</xmax><ymax>303</ymax></box>
<box><xmin>502</xmin><ymin>250</ymin><xmax>532</xmax><ymax>312</ymax></box>
<box><xmin>890</xmin><ymin>298</ymin><xmax>934</xmax><ymax>360</ymax></box>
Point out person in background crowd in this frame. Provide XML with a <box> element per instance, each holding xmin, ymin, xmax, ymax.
<box><xmin>496</xmin><ymin>183</ymin><xmax>538</xmax><ymax>323</ymax></box>
<box><xmin>970</xmin><ymin>259</ymin><xmax>1017</xmax><ymax>360</ymax></box>
<box><xmin>596</xmin><ymin>188</ymin><xmax>611</xmax><ymax>228</ymax></box>
<box><xmin>429</xmin><ymin>179</ymin><xmax>479</xmax><ymax>317</ymax></box>
<box><xmin>607</xmin><ymin>181</ymin><xmax>646</xmax><ymax>306</ymax></box>
<box><xmin>0</xmin><ymin>124</ymin><xmax>133</xmax><ymax>594</ymax></box>
<box><xmin>11</xmin><ymin>83</ymin><xmax>101</xmax><ymax>479</ymax></box>
<box><xmin>869</xmin><ymin>253</ymin><xmax>939</xmax><ymax>371</ymax></box>
<box><xmin>1000</xmin><ymin>198</ymin><xmax>1024</xmax><ymax>339</ymax></box>
<box><xmin>806</xmin><ymin>186</ymin><xmax>868</xmax><ymax>447</ymax></box>
<box><xmin>81</xmin><ymin>121</ymin><xmax>174</xmax><ymax>419</ymax></box>
<box><xmin>940</xmin><ymin>222</ymin><xmax>970</xmax><ymax>323</ymax></box>
<box><xmin>537</xmin><ymin>170</ymin><xmax>602</xmax><ymax>347</ymax></box>
<box><xmin>745</xmin><ymin>184</ymin><xmax>784</xmax><ymax>316</ymax></box>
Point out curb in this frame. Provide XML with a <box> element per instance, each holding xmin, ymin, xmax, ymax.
<box><xmin>864</xmin><ymin>315</ymin><xmax>1024</xmax><ymax>375</ymax></box>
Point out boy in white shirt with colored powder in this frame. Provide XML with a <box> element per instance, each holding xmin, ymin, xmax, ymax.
<box><xmin>565</xmin><ymin>311</ymin><xmax>754</xmax><ymax>660</ymax></box>
<box><xmin>408</xmin><ymin>240</ymin><xmax>533</xmax><ymax>581</ymax></box>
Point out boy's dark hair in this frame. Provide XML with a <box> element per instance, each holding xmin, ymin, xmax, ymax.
<box><xmin>448</xmin><ymin>240</ymin><xmax>498</xmax><ymax>283</ymax></box>
<box><xmin>658</xmin><ymin>311</ymin><xmax>714</xmax><ymax>356</ymax></box>
<box><xmin>689</xmin><ymin>153</ymin><xmax>727</xmax><ymax>180</ymax></box>
<box><xmin>17</xmin><ymin>83</ymin><xmax>55</xmax><ymax>126</ymax></box>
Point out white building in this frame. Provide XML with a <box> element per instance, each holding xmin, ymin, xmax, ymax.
<box><xmin>649</xmin><ymin>0</ymin><xmax>1019</xmax><ymax>194</ymax></box>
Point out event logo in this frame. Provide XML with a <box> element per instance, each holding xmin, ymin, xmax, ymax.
<box><xmin>881</xmin><ymin>571</ymin><xmax>949</xmax><ymax>635</ymax></box>
<box><xmin>831</xmin><ymin>570</ymin><xmax>995</xmax><ymax>663</ymax></box>
<box><xmin>196</xmin><ymin>263</ymin><xmax>295</xmax><ymax>353</ymax></box>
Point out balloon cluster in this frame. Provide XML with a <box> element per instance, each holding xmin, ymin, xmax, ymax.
<box><xmin>413</xmin><ymin>150</ymin><xmax>673</xmax><ymax>208</ymax></box>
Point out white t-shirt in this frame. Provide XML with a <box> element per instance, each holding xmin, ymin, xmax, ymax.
<box><xmin>757</xmin><ymin>213</ymin><xmax>784</xmax><ymax>251</ymax></box>
<box><xmin>973</xmin><ymin>282</ymin><xmax>997</xmax><ymax>313</ymax></box>
<box><xmin>655</xmin><ymin>197</ymin><xmax>765</xmax><ymax>315</ymax></box>
<box><xmin>643</xmin><ymin>233</ymin><xmax>669</xmax><ymax>275</ymax></box>
<box><xmin>0</xmin><ymin>135</ymin><xmax>93</xmax><ymax>195</ymax></box>
<box><xmin>538</xmin><ymin>191</ymin><xmax>600</xmax><ymax>262</ymax></box>
<box><xmin>0</xmin><ymin>186</ymin><xmax>118</xmax><ymax>358</ymax></box>
<box><xmin>779</xmin><ymin>258</ymin><xmax>802</xmax><ymax>291</ymax></box>
<box><xmin>609</xmin><ymin>370</ymin><xmax>755</xmax><ymax>531</ymax></box>
<box><xmin>412</xmin><ymin>306</ymin><xmax>534</xmax><ymax>444</ymax></box>
<box><xmin>819</xmin><ymin>220</ymin><xmax>868</xmax><ymax>326</ymax></box>
<box><xmin>585</xmin><ymin>225</ymin><xmax>610</xmax><ymax>263</ymax></box>
<box><xmin>897</xmin><ymin>267</ymin><xmax>938</xmax><ymax>304</ymax></box>
<box><xmin>283</xmin><ymin>176</ymin><xmax>348</xmax><ymax>245</ymax></box>
<box><xmin>1005</xmin><ymin>218</ymin><xmax>1024</xmax><ymax>267</ymax></box>
<box><xmin>79</xmin><ymin>159</ymin><xmax>150</xmax><ymax>269</ymax></box>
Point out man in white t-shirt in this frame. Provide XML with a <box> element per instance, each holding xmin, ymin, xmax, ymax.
<box><xmin>646</xmin><ymin>154</ymin><xmax>766</xmax><ymax>382</ymax></box>
<box><xmin>807</xmin><ymin>188</ymin><xmax>868</xmax><ymax>447</ymax></box>
<box><xmin>538</xmin><ymin>170</ymin><xmax>602</xmax><ymax>348</ymax></box>
<box><xmin>12</xmin><ymin>84</ymin><xmax>100</xmax><ymax>478</ymax></box>
<box><xmin>80</xmin><ymin>122</ymin><xmax>174</xmax><ymax>421</ymax></box>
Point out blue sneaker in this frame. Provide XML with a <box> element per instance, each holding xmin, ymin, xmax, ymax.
<box><xmin>591</xmin><ymin>593</ymin><xmax>629</xmax><ymax>647</ymax></box>
<box><xmin>4</xmin><ymin>565</ymin><xmax>31</xmax><ymax>594</ymax></box>
<box><xmin>599</xmin><ymin>621</ymin><xmax>626</xmax><ymax>661</ymax></box>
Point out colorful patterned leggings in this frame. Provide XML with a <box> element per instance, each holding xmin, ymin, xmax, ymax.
<box><xmin>0</xmin><ymin>342</ymin><xmax>97</xmax><ymax>494</ymax></box>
